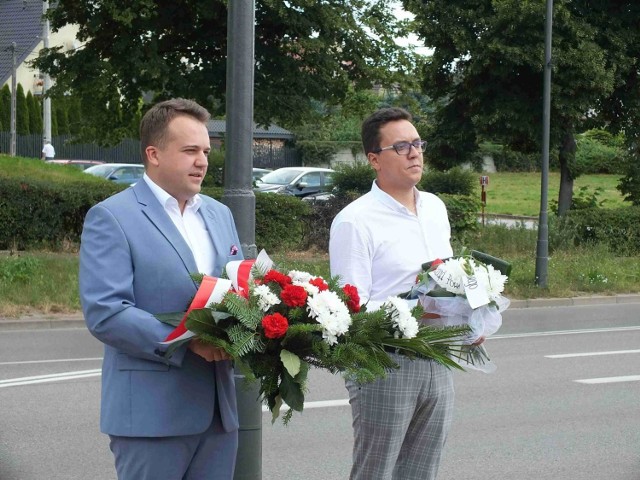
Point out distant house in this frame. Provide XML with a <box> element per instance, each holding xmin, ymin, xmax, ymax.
<box><xmin>0</xmin><ymin>0</ymin><xmax>80</xmax><ymax>94</ymax></box>
<box><xmin>207</xmin><ymin>120</ymin><xmax>299</xmax><ymax>168</ymax></box>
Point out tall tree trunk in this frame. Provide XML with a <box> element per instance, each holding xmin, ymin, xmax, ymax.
<box><xmin>557</xmin><ymin>131</ymin><xmax>577</xmax><ymax>216</ymax></box>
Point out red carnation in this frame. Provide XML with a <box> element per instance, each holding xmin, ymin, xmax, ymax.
<box><xmin>342</xmin><ymin>284</ymin><xmax>361</xmax><ymax>313</ymax></box>
<box><xmin>261</xmin><ymin>313</ymin><xmax>289</xmax><ymax>339</ymax></box>
<box><xmin>309</xmin><ymin>277</ymin><xmax>329</xmax><ymax>291</ymax></box>
<box><xmin>263</xmin><ymin>269</ymin><xmax>292</xmax><ymax>288</ymax></box>
<box><xmin>280</xmin><ymin>284</ymin><xmax>308</xmax><ymax>307</ymax></box>
<box><xmin>430</xmin><ymin>258</ymin><xmax>444</xmax><ymax>270</ymax></box>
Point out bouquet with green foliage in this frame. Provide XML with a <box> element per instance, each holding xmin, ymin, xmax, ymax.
<box><xmin>402</xmin><ymin>250</ymin><xmax>511</xmax><ymax>372</ymax></box>
<box><xmin>158</xmin><ymin>251</ymin><xmax>469</xmax><ymax>423</ymax></box>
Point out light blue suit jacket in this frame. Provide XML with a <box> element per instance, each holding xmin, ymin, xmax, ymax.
<box><xmin>79</xmin><ymin>180</ymin><xmax>243</xmax><ymax>437</ymax></box>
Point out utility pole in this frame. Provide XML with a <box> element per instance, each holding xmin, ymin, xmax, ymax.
<box><xmin>10</xmin><ymin>42</ymin><xmax>17</xmax><ymax>157</ymax></box>
<box><xmin>535</xmin><ymin>0</ymin><xmax>553</xmax><ymax>287</ymax></box>
<box><xmin>221</xmin><ymin>1</ymin><xmax>261</xmax><ymax>479</ymax></box>
<box><xmin>42</xmin><ymin>0</ymin><xmax>52</xmax><ymax>143</ymax></box>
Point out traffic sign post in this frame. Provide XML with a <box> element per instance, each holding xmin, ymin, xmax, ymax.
<box><xmin>480</xmin><ymin>175</ymin><xmax>489</xmax><ymax>226</ymax></box>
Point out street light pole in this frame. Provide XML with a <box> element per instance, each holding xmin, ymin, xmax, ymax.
<box><xmin>535</xmin><ymin>0</ymin><xmax>553</xmax><ymax>287</ymax></box>
<box><xmin>222</xmin><ymin>1</ymin><xmax>261</xmax><ymax>479</ymax></box>
<box><xmin>42</xmin><ymin>0</ymin><xmax>52</xmax><ymax>143</ymax></box>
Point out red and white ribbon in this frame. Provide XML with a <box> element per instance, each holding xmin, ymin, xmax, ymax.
<box><xmin>161</xmin><ymin>257</ymin><xmax>260</xmax><ymax>345</ymax></box>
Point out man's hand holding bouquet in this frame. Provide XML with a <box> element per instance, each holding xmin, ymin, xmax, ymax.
<box><xmin>156</xmin><ymin>251</ymin><xmax>470</xmax><ymax>423</ymax></box>
<box><xmin>402</xmin><ymin>250</ymin><xmax>511</xmax><ymax>373</ymax></box>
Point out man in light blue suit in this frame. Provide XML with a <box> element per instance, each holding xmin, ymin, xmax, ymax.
<box><xmin>80</xmin><ymin>98</ymin><xmax>243</xmax><ymax>479</ymax></box>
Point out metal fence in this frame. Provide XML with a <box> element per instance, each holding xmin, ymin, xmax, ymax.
<box><xmin>253</xmin><ymin>143</ymin><xmax>300</xmax><ymax>169</ymax></box>
<box><xmin>0</xmin><ymin>132</ymin><xmax>141</xmax><ymax>163</ymax></box>
<box><xmin>0</xmin><ymin>132</ymin><xmax>301</xmax><ymax>167</ymax></box>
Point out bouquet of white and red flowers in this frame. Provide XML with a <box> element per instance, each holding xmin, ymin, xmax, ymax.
<box><xmin>402</xmin><ymin>250</ymin><xmax>511</xmax><ymax>373</ymax></box>
<box><xmin>157</xmin><ymin>251</ymin><xmax>469</xmax><ymax>423</ymax></box>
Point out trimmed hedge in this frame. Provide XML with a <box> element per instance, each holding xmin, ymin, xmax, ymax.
<box><xmin>0</xmin><ymin>157</ymin><xmax>123</xmax><ymax>249</ymax></box>
<box><xmin>2</xmin><ymin>155</ymin><xmax>479</xmax><ymax>253</ymax></box>
<box><xmin>0</xmin><ymin>156</ymin><xmax>311</xmax><ymax>252</ymax></box>
<box><xmin>557</xmin><ymin>206</ymin><xmax>640</xmax><ymax>256</ymax></box>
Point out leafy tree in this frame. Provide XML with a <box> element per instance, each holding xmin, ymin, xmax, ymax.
<box><xmin>0</xmin><ymin>85</ymin><xmax>11</xmax><ymax>132</ymax></box>
<box><xmin>404</xmin><ymin>0</ymin><xmax>640</xmax><ymax>214</ymax></box>
<box><xmin>27</xmin><ymin>91</ymin><xmax>43</xmax><ymax>135</ymax></box>
<box><xmin>16</xmin><ymin>84</ymin><xmax>29</xmax><ymax>135</ymax></box>
<box><xmin>66</xmin><ymin>97</ymin><xmax>82</xmax><ymax>135</ymax></box>
<box><xmin>34</xmin><ymin>0</ymin><xmax>416</xmax><ymax>144</ymax></box>
<box><xmin>55</xmin><ymin>100</ymin><xmax>70</xmax><ymax>135</ymax></box>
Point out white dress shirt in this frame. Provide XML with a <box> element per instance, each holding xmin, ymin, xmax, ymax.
<box><xmin>329</xmin><ymin>181</ymin><xmax>453</xmax><ymax>310</ymax></box>
<box><xmin>143</xmin><ymin>174</ymin><xmax>215</xmax><ymax>275</ymax></box>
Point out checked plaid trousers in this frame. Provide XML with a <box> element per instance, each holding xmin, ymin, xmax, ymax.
<box><xmin>345</xmin><ymin>354</ymin><xmax>455</xmax><ymax>480</ymax></box>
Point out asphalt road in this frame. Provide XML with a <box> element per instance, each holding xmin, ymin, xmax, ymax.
<box><xmin>1</xmin><ymin>302</ymin><xmax>639</xmax><ymax>480</ymax></box>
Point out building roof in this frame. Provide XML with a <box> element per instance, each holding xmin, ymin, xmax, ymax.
<box><xmin>0</xmin><ymin>0</ymin><xmax>44</xmax><ymax>86</ymax></box>
<box><xmin>207</xmin><ymin>119</ymin><xmax>295</xmax><ymax>140</ymax></box>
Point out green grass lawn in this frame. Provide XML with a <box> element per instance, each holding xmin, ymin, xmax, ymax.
<box><xmin>476</xmin><ymin>172</ymin><xmax>625</xmax><ymax>216</ymax></box>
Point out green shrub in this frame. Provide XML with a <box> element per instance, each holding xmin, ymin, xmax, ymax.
<box><xmin>332</xmin><ymin>162</ymin><xmax>375</xmax><ymax>196</ymax></box>
<box><xmin>477</xmin><ymin>142</ymin><xmax>540</xmax><ymax>172</ymax></box>
<box><xmin>254</xmin><ymin>193</ymin><xmax>311</xmax><ymax>252</ymax></box>
<box><xmin>438</xmin><ymin>193</ymin><xmax>480</xmax><ymax>240</ymax></box>
<box><xmin>617</xmin><ymin>151</ymin><xmax>640</xmax><ymax>206</ymax></box>
<box><xmin>201</xmin><ymin>187</ymin><xmax>311</xmax><ymax>253</ymax></box>
<box><xmin>421</xmin><ymin>166</ymin><xmax>476</xmax><ymax>196</ymax></box>
<box><xmin>0</xmin><ymin>156</ymin><xmax>122</xmax><ymax>250</ymax></box>
<box><xmin>302</xmin><ymin>192</ymin><xmax>359</xmax><ymax>251</ymax></box>
<box><xmin>555</xmin><ymin>206</ymin><xmax>640</xmax><ymax>255</ymax></box>
<box><xmin>574</xmin><ymin>136</ymin><xmax>626</xmax><ymax>175</ymax></box>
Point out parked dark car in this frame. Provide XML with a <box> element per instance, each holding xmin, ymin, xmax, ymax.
<box><xmin>254</xmin><ymin>167</ymin><xmax>335</xmax><ymax>198</ymax></box>
<box><xmin>84</xmin><ymin>163</ymin><xmax>145</xmax><ymax>185</ymax></box>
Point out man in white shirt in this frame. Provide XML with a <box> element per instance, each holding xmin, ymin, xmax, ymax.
<box><xmin>41</xmin><ymin>140</ymin><xmax>55</xmax><ymax>160</ymax></box>
<box><xmin>330</xmin><ymin>107</ymin><xmax>454</xmax><ymax>480</ymax></box>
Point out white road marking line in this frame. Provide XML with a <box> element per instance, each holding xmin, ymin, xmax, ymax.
<box><xmin>492</xmin><ymin>326</ymin><xmax>640</xmax><ymax>339</ymax></box>
<box><xmin>546</xmin><ymin>349</ymin><xmax>640</xmax><ymax>359</ymax></box>
<box><xmin>0</xmin><ymin>369</ymin><xmax>102</xmax><ymax>388</ymax></box>
<box><xmin>261</xmin><ymin>398</ymin><xmax>349</xmax><ymax>413</ymax></box>
<box><xmin>0</xmin><ymin>357</ymin><xmax>102</xmax><ymax>366</ymax></box>
<box><xmin>575</xmin><ymin>375</ymin><xmax>640</xmax><ymax>384</ymax></box>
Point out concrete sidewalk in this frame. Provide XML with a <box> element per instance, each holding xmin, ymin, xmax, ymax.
<box><xmin>1</xmin><ymin>294</ymin><xmax>639</xmax><ymax>331</ymax></box>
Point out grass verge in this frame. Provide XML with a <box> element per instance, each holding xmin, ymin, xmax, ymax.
<box><xmin>2</xmin><ymin>226</ymin><xmax>639</xmax><ymax>318</ymax></box>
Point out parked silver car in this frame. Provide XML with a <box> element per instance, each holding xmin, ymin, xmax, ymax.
<box><xmin>254</xmin><ymin>167</ymin><xmax>335</xmax><ymax>198</ymax></box>
<box><xmin>84</xmin><ymin>163</ymin><xmax>145</xmax><ymax>186</ymax></box>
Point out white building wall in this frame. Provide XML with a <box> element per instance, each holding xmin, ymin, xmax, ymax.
<box><xmin>5</xmin><ymin>24</ymin><xmax>80</xmax><ymax>94</ymax></box>
<box><xmin>331</xmin><ymin>148</ymin><xmax>367</xmax><ymax>167</ymax></box>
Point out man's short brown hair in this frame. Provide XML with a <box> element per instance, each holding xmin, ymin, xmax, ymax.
<box><xmin>361</xmin><ymin>107</ymin><xmax>413</xmax><ymax>155</ymax></box>
<box><xmin>139</xmin><ymin>98</ymin><xmax>211</xmax><ymax>164</ymax></box>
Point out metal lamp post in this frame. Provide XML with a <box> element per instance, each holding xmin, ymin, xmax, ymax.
<box><xmin>535</xmin><ymin>0</ymin><xmax>553</xmax><ymax>287</ymax></box>
<box><xmin>222</xmin><ymin>1</ymin><xmax>262</xmax><ymax>479</ymax></box>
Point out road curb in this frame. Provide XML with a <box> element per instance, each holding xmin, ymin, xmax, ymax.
<box><xmin>1</xmin><ymin>294</ymin><xmax>639</xmax><ymax>331</ymax></box>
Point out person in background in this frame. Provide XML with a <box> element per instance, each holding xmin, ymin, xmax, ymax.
<box><xmin>329</xmin><ymin>107</ymin><xmax>455</xmax><ymax>480</ymax></box>
<box><xmin>41</xmin><ymin>140</ymin><xmax>55</xmax><ymax>160</ymax></box>
<box><xmin>79</xmin><ymin>98</ymin><xmax>242</xmax><ymax>480</ymax></box>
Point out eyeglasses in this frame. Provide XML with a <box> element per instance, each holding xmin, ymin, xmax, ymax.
<box><xmin>372</xmin><ymin>140</ymin><xmax>427</xmax><ymax>155</ymax></box>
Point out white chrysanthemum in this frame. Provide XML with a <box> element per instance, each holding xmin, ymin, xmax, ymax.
<box><xmin>307</xmin><ymin>290</ymin><xmax>352</xmax><ymax>345</ymax></box>
<box><xmin>385</xmin><ymin>296</ymin><xmax>419</xmax><ymax>339</ymax></box>
<box><xmin>431</xmin><ymin>258</ymin><xmax>466</xmax><ymax>295</ymax></box>
<box><xmin>474</xmin><ymin>264</ymin><xmax>508</xmax><ymax>301</ymax></box>
<box><xmin>288</xmin><ymin>270</ymin><xmax>314</xmax><ymax>284</ymax></box>
<box><xmin>254</xmin><ymin>284</ymin><xmax>281</xmax><ymax>312</ymax></box>
<box><xmin>294</xmin><ymin>281</ymin><xmax>320</xmax><ymax>296</ymax></box>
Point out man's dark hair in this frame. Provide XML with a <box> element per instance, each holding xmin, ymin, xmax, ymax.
<box><xmin>361</xmin><ymin>107</ymin><xmax>413</xmax><ymax>154</ymax></box>
<box><xmin>139</xmin><ymin>98</ymin><xmax>211</xmax><ymax>164</ymax></box>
